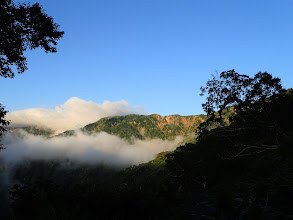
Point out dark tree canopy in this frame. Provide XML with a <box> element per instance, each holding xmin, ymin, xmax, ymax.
<box><xmin>0</xmin><ymin>104</ymin><xmax>9</xmax><ymax>147</ymax></box>
<box><xmin>197</xmin><ymin>69</ymin><xmax>284</xmax><ymax>136</ymax></box>
<box><xmin>0</xmin><ymin>0</ymin><xmax>64</xmax><ymax>138</ymax></box>
<box><xmin>0</xmin><ymin>0</ymin><xmax>64</xmax><ymax>78</ymax></box>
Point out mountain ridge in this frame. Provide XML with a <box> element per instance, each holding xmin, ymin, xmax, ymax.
<box><xmin>59</xmin><ymin>113</ymin><xmax>206</xmax><ymax>142</ymax></box>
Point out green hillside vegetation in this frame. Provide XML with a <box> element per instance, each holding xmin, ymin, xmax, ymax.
<box><xmin>82</xmin><ymin>114</ymin><xmax>207</xmax><ymax>141</ymax></box>
<box><xmin>59</xmin><ymin>114</ymin><xmax>206</xmax><ymax>142</ymax></box>
<box><xmin>8</xmin><ymin>126</ymin><xmax>55</xmax><ymax>137</ymax></box>
<box><xmin>118</xmin><ymin>151</ymin><xmax>170</xmax><ymax>192</ymax></box>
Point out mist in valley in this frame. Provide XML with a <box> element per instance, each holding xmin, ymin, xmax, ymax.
<box><xmin>0</xmin><ymin>130</ymin><xmax>183</xmax><ymax>167</ymax></box>
<box><xmin>0</xmin><ymin>98</ymin><xmax>183</xmax><ymax>190</ymax></box>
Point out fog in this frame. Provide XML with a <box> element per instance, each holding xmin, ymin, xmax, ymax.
<box><xmin>0</xmin><ymin>130</ymin><xmax>183</xmax><ymax>167</ymax></box>
<box><xmin>2</xmin><ymin>97</ymin><xmax>180</xmax><ymax>169</ymax></box>
<box><xmin>7</xmin><ymin>97</ymin><xmax>147</xmax><ymax>134</ymax></box>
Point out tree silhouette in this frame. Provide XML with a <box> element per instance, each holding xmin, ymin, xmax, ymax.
<box><xmin>0</xmin><ymin>104</ymin><xmax>9</xmax><ymax>148</ymax></box>
<box><xmin>0</xmin><ymin>0</ymin><xmax>64</xmax><ymax>138</ymax></box>
<box><xmin>197</xmin><ymin>69</ymin><xmax>284</xmax><ymax>136</ymax></box>
<box><xmin>196</xmin><ymin>69</ymin><xmax>286</xmax><ymax>160</ymax></box>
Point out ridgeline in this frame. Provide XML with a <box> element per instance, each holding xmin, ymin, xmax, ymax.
<box><xmin>59</xmin><ymin>114</ymin><xmax>206</xmax><ymax>142</ymax></box>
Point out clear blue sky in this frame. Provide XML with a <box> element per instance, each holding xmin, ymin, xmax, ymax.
<box><xmin>1</xmin><ymin>0</ymin><xmax>293</xmax><ymax>116</ymax></box>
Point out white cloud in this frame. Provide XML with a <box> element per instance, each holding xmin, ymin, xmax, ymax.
<box><xmin>0</xmin><ymin>131</ymin><xmax>183</xmax><ymax>167</ymax></box>
<box><xmin>2</xmin><ymin>98</ymin><xmax>181</xmax><ymax>170</ymax></box>
<box><xmin>7</xmin><ymin>97</ymin><xmax>147</xmax><ymax>134</ymax></box>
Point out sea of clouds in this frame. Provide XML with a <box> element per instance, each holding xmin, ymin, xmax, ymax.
<box><xmin>1</xmin><ymin>98</ymin><xmax>182</xmax><ymax>167</ymax></box>
<box><xmin>1</xmin><ymin>130</ymin><xmax>183</xmax><ymax>167</ymax></box>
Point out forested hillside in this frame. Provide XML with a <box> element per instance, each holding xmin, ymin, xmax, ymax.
<box><xmin>8</xmin><ymin>114</ymin><xmax>206</xmax><ymax>144</ymax></box>
<box><xmin>8</xmin><ymin>126</ymin><xmax>55</xmax><ymax>137</ymax></box>
<box><xmin>60</xmin><ymin>114</ymin><xmax>206</xmax><ymax>142</ymax></box>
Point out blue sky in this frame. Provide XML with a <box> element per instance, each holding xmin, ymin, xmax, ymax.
<box><xmin>1</xmin><ymin>0</ymin><xmax>293</xmax><ymax>116</ymax></box>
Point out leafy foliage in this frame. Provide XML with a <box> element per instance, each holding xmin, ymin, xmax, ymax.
<box><xmin>0</xmin><ymin>104</ymin><xmax>9</xmax><ymax>149</ymax></box>
<box><xmin>164</xmin><ymin>70</ymin><xmax>293</xmax><ymax>219</ymax></box>
<box><xmin>0</xmin><ymin>104</ymin><xmax>9</xmax><ymax>137</ymax></box>
<box><xmin>198</xmin><ymin>69</ymin><xmax>284</xmax><ymax>136</ymax></box>
<box><xmin>0</xmin><ymin>0</ymin><xmax>63</xmax><ymax>144</ymax></box>
<box><xmin>0</xmin><ymin>0</ymin><xmax>64</xmax><ymax>78</ymax></box>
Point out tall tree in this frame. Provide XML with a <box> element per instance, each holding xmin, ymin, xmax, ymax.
<box><xmin>197</xmin><ymin>69</ymin><xmax>284</xmax><ymax>136</ymax></box>
<box><xmin>0</xmin><ymin>0</ymin><xmax>64</xmax><ymax>137</ymax></box>
<box><xmin>196</xmin><ymin>69</ymin><xmax>287</xmax><ymax>160</ymax></box>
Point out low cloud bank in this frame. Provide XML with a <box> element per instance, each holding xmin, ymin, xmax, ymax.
<box><xmin>7</xmin><ymin>98</ymin><xmax>147</xmax><ymax>134</ymax></box>
<box><xmin>1</xmin><ymin>131</ymin><xmax>183</xmax><ymax>167</ymax></box>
